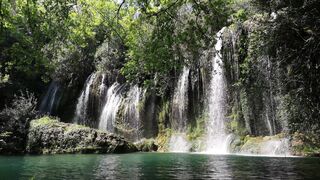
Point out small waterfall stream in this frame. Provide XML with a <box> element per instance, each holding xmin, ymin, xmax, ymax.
<box><xmin>98</xmin><ymin>82</ymin><xmax>123</xmax><ymax>132</ymax></box>
<box><xmin>204</xmin><ymin>28</ymin><xmax>230</xmax><ymax>154</ymax></box>
<box><xmin>99</xmin><ymin>74</ymin><xmax>107</xmax><ymax>96</ymax></box>
<box><xmin>39</xmin><ymin>81</ymin><xmax>61</xmax><ymax>115</ymax></box>
<box><xmin>171</xmin><ymin>66</ymin><xmax>190</xmax><ymax>131</ymax></box>
<box><xmin>169</xmin><ymin>66</ymin><xmax>191</xmax><ymax>152</ymax></box>
<box><xmin>121</xmin><ymin>85</ymin><xmax>144</xmax><ymax>141</ymax></box>
<box><xmin>265</xmin><ymin>56</ymin><xmax>276</xmax><ymax>136</ymax></box>
<box><xmin>73</xmin><ymin>73</ymin><xmax>96</xmax><ymax>124</ymax></box>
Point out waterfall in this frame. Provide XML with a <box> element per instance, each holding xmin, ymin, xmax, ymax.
<box><xmin>122</xmin><ymin>85</ymin><xmax>144</xmax><ymax>141</ymax></box>
<box><xmin>238</xmin><ymin>136</ymin><xmax>291</xmax><ymax>156</ymax></box>
<box><xmin>265</xmin><ymin>56</ymin><xmax>277</xmax><ymax>135</ymax></box>
<box><xmin>169</xmin><ymin>66</ymin><xmax>191</xmax><ymax>152</ymax></box>
<box><xmin>172</xmin><ymin>66</ymin><xmax>190</xmax><ymax>132</ymax></box>
<box><xmin>98</xmin><ymin>82</ymin><xmax>123</xmax><ymax>132</ymax></box>
<box><xmin>98</xmin><ymin>74</ymin><xmax>107</xmax><ymax>114</ymax></box>
<box><xmin>204</xmin><ymin>28</ymin><xmax>230</xmax><ymax>154</ymax></box>
<box><xmin>261</xmin><ymin>138</ymin><xmax>291</xmax><ymax>156</ymax></box>
<box><xmin>168</xmin><ymin>134</ymin><xmax>191</xmax><ymax>152</ymax></box>
<box><xmin>39</xmin><ymin>81</ymin><xmax>61</xmax><ymax>115</ymax></box>
<box><xmin>99</xmin><ymin>74</ymin><xmax>107</xmax><ymax>96</ymax></box>
<box><xmin>73</xmin><ymin>73</ymin><xmax>96</xmax><ymax>124</ymax></box>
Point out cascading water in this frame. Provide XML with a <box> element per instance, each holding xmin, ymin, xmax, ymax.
<box><xmin>121</xmin><ymin>85</ymin><xmax>144</xmax><ymax>141</ymax></box>
<box><xmin>262</xmin><ymin>138</ymin><xmax>291</xmax><ymax>156</ymax></box>
<box><xmin>218</xmin><ymin>27</ymin><xmax>293</xmax><ymax>157</ymax></box>
<box><xmin>264</xmin><ymin>56</ymin><xmax>276</xmax><ymax>136</ymax></box>
<box><xmin>238</xmin><ymin>136</ymin><xmax>291</xmax><ymax>156</ymax></box>
<box><xmin>73</xmin><ymin>73</ymin><xmax>96</xmax><ymax>124</ymax></box>
<box><xmin>39</xmin><ymin>81</ymin><xmax>61</xmax><ymax>115</ymax></box>
<box><xmin>204</xmin><ymin>28</ymin><xmax>230</xmax><ymax>154</ymax></box>
<box><xmin>98</xmin><ymin>82</ymin><xmax>123</xmax><ymax>132</ymax></box>
<box><xmin>169</xmin><ymin>66</ymin><xmax>191</xmax><ymax>152</ymax></box>
<box><xmin>99</xmin><ymin>74</ymin><xmax>107</xmax><ymax>96</ymax></box>
<box><xmin>98</xmin><ymin>74</ymin><xmax>107</xmax><ymax>114</ymax></box>
<box><xmin>171</xmin><ymin>66</ymin><xmax>190</xmax><ymax>131</ymax></box>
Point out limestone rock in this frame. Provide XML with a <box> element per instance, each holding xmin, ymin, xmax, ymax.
<box><xmin>26</xmin><ymin>117</ymin><xmax>137</xmax><ymax>154</ymax></box>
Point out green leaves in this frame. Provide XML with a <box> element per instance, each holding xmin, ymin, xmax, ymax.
<box><xmin>119</xmin><ymin>0</ymin><xmax>233</xmax><ymax>94</ymax></box>
<box><xmin>1</xmin><ymin>0</ymin><xmax>234</xmax><ymax>97</ymax></box>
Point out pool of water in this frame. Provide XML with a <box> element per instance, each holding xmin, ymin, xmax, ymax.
<box><xmin>0</xmin><ymin>153</ymin><xmax>319</xmax><ymax>179</ymax></box>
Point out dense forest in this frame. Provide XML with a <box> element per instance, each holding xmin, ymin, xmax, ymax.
<box><xmin>0</xmin><ymin>0</ymin><xmax>319</xmax><ymax>156</ymax></box>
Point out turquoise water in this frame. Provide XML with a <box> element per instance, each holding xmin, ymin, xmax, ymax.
<box><xmin>0</xmin><ymin>153</ymin><xmax>319</xmax><ymax>179</ymax></box>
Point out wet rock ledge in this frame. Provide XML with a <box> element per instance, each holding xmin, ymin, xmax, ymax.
<box><xmin>26</xmin><ymin>117</ymin><xmax>137</xmax><ymax>154</ymax></box>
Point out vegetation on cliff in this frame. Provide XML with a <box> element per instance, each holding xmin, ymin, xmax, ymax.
<box><xmin>0</xmin><ymin>0</ymin><xmax>319</xmax><ymax>155</ymax></box>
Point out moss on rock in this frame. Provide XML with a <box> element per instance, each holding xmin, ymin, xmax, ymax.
<box><xmin>26</xmin><ymin>116</ymin><xmax>138</xmax><ymax>154</ymax></box>
<box><xmin>135</xmin><ymin>138</ymin><xmax>158</xmax><ymax>152</ymax></box>
<box><xmin>291</xmin><ymin>132</ymin><xmax>320</xmax><ymax>157</ymax></box>
<box><xmin>229</xmin><ymin>134</ymin><xmax>291</xmax><ymax>155</ymax></box>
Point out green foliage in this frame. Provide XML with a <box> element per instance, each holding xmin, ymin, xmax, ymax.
<box><xmin>158</xmin><ymin>100</ymin><xmax>170</xmax><ymax>133</ymax></box>
<box><xmin>1</xmin><ymin>0</ymin><xmax>237</xmax><ymax>99</ymax></box>
<box><xmin>291</xmin><ymin>132</ymin><xmax>320</xmax><ymax>156</ymax></box>
<box><xmin>0</xmin><ymin>0</ymin><xmax>124</xmax><ymax>104</ymax></box>
<box><xmin>120</xmin><ymin>0</ymin><xmax>234</xmax><ymax>95</ymax></box>
<box><xmin>232</xmin><ymin>9</ymin><xmax>248</xmax><ymax>22</ymax></box>
<box><xmin>187</xmin><ymin>113</ymin><xmax>207</xmax><ymax>141</ymax></box>
<box><xmin>246</xmin><ymin>0</ymin><xmax>320</xmax><ymax>134</ymax></box>
<box><xmin>31</xmin><ymin>116</ymin><xmax>59</xmax><ymax>128</ymax></box>
<box><xmin>0</xmin><ymin>73</ymin><xmax>9</xmax><ymax>86</ymax></box>
<box><xmin>156</xmin><ymin>128</ymin><xmax>172</xmax><ymax>152</ymax></box>
<box><xmin>135</xmin><ymin>138</ymin><xmax>158</xmax><ymax>152</ymax></box>
<box><xmin>0</xmin><ymin>91</ymin><xmax>38</xmax><ymax>153</ymax></box>
<box><xmin>227</xmin><ymin>104</ymin><xmax>247</xmax><ymax>136</ymax></box>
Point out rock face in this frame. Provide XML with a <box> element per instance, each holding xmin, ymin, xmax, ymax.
<box><xmin>26</xmin><ymin>117</ymin><xmax>138</xmax><ymax>154</ymax></box>
<box><xmin>134</xmin><ymin>139</ymin><xmax>158</xmax><ymax>152</ymax></box>
<box><xmin>290</xmin><ymin>132</ymin><xmax>320</xmax><ymax>157</ymax></box>
<box><xmin>237</xmin><ymin>135</ymin><xmax>291</xmax><ymax>156</ymax></box>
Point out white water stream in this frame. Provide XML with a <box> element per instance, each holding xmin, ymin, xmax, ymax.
<box><xmin>73</xmin><ymin>73</ymin><xmax>96</xmax><ymax>124</ymax></box>
<box><xmin>204</xmin><ymin>28</ymin><xmax>231</xmax><ymax>154</ymax></box>
<box><xmin>98</xmin><ymin>82</ymin><xmax>123</xmax><ymax>132</ymax></box>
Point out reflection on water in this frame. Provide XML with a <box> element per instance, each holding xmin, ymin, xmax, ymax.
<box><xmin>0</xmin><ymin>153</ymin><xmax>320</xmax><ymax>179</ymax></box>
<box><xmin>95</xmin><ymin>155</ymin><xmax>119</xmax><ymax>179</ymax></box>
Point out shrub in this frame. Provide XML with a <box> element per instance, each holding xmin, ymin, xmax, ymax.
<box><xmin>0</xmin><ymin>91</ymin><xmax>38</xmax><ymax>153</ymax></box>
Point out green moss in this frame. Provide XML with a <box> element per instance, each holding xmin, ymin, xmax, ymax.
<box><xmin>156</xmin><ymin>128</ymin><xmax>172</xmax><ymax>152</ymax></box>
<box><xmin>187</xmin><ymin>113</ymin><xmax>207</xmax><ymax>141</ymax></box>
<box><xmin>135</xmin><ymin>138</ymin><xmax>158</xmax><ymax>152</ymax></box>
<box><xmin>65</xmin><ymin>124</ymin><xmax>89</xmax><ymax>132</ymax></box>
<box><xmin>232</xmin><ymin>9</ymin><xmax>248</xmax><ymax>22</ymax></box>
<box><xmin>229</xmin><ymin>134</ymin><xmax>287</xmax><ymax>154</ymax></box>
<box><xmin>30</xmin><ymin>116</ymin><xmax>59</xmax><ymax>127</ymax></box>
<box><xmin>137</xmin><ymin>94</ymin><xmax>146</xmax><ymax>112</ymax></box>
<box><xmin>158</xmin><ymin>100</ymin><xmax>170</xmax><ymax>133</ymax></box>
<box><xmin>31</xmin><ymin>116</ymin><xmax>90</xmax><ymax>133</ymax></box>
<box><xmin>291</xmin><ymin>132</ymin><xmax>320</xmax><ymax>157</ymax></box>
<box><xmin>0</xmin><ymin>131</ymin><xmax>13</xmax><ymax>138</ymax></box>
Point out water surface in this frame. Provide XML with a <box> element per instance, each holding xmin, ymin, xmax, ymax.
<box><xmin>0</xmin><ymin>153</ymin><xmax>319</xmax><ymax>179</ymax></box>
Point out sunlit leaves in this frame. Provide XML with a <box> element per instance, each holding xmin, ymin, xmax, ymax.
<box><xmin>120</xmin><ymin>0</ymin><xmax>233</xmax><ymax>93</ymax></box>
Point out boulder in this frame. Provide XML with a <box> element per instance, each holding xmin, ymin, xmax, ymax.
<box><xmin>26</xmin><ymin>117</ymin><xmax>137</xmax><ymax>154</ymax></box>
<box><xmin>135</xmin><ymin>138</ymin><xmax>158</xmax><ymax>152</ymax></box>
